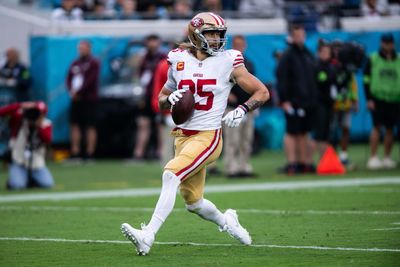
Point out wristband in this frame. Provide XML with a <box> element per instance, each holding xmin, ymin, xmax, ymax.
<box><xmin>239</xmin><ymin>104</ymin><xmax>250</xmax><ymax>113</ymax></box>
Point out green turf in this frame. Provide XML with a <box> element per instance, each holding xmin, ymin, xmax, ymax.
<box><xmin>0</xmin><ymin>144</ymin><xmax>399</xmax><ymax>266</ymax></box>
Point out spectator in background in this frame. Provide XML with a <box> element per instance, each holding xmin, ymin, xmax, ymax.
<box><xmin>117</xmin><ymin>0</ymin><xmax>139</xmax><ymax>19</ymax></box>
<box><xmin>193</xmin><ymin>0</ymin><xmax>222</xmax><ymax>13</ymax></box>
<box><xmin>170</xmin><ymin>0</ymin><xmax>193</xmax><ymax>19</ymax></box>
<box><xmin>133</xmin><ymin>34</ymin><xmax>166</xmax><ymax>160</ymax></box>
<box><xmin>66</xmin><ymin>40</ymin><xmax>100</xmax><ymax>160</ymax></box>
<box><xmin>313</xmin><ymin>40</ymin><xmax>336</xmax><ymax>157</ymax></box>
<box><xmin>0</xmin><ymin>48</ymin><xmax>32</xmax><ymax>102</ymax></box>
<box><xmin>0</xmin><ymin>102</ymin><xmax>54</xmax><ymax>190</ymax></box>
<box><xmin>364</xmin><ymin>33</ymin><xmax>399</xmax><ymax>170</ymax></box>
<box><xmin>223</xmin><ymin>35</ymin><xmax>257</xmax><ymax>178</ymax></box>
<box><xmin>277</xmin><ymin>24</ymin><xmax>317</xmax><ymax>175</ymax></box>
<box><xmin>239</xmin><ymin>0</ymin><xmax>282</xmax><ymax>18</ymax></box>
<box><xmin>361</xmin><ymin>0</ymin><xmax>389</xmax><ymax>18</ymax></box>
<box><xmin>52</xmin><ymin>0</ymin><xmax>83</xmax><ymax>21</ymax></box>
<box><xmin>330</xmin><ymin>40</ymin><xmax>358</xmax><ymax>166</ymax></box>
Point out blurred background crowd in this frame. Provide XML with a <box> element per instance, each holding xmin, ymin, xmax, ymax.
<box><xmin>45</xmin><ymin>0</ymin><xmax>400</xmax><ymax>23</ymax></box>
<box><xmin>0</xmin><ymin>0</ymin><xmax>399</xmax><ymax>190</ymax></box>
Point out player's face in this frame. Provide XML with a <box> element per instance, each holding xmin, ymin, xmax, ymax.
<box><xmin>203</xmin><ymin>31</ymin><xmax>221</xmax><ymax>49</ymax></box>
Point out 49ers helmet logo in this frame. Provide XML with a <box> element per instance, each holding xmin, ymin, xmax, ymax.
<box><xmin>191</xmin><ymin>17</ymin><xmax>204</xmax><ymax>27</ymax></box>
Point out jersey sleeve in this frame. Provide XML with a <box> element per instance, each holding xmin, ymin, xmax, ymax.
<box><xmin>163</xmin><ymin>49</ymin><xmax>182</xmax><ymax>91</ymax></box>
<box><xmin>228</xmin><ymin>49</ymin><xmax>245</xmax><ymax>69</ymax></box>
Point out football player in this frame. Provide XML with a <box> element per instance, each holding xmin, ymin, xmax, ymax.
<box><xmin>121</xmin><ymin>12</ymin><xmax>269</xmax><ymax>255</ymax></box>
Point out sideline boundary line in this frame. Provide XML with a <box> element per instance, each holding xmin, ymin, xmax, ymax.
<box><xmin>1</xmin><ymin>177</ymin><xmax>399</xmax><ymax>203</ymax></box>
<box><xmin>0</xmin><ymin>237</ymin><xmax>399</xmax><ymax>253</ymax></box>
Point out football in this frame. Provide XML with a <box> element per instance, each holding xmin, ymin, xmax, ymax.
<box><xmin>171</xmin><ymin>90</ymin><xmax>195</xmax><ymax>125</ymax></box>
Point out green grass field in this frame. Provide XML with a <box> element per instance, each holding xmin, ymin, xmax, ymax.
<box><xmin>0</xmin><ymin>144</ymin><xmax>399</xmax><ymax>266</ymax></box>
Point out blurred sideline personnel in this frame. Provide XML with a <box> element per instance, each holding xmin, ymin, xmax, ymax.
<box><xmin>364</xmin><ymin>33</ymin><xmax>399</xmax><ymax>170</ymax></box>
<box><xmin>121</xmin><ymin>12</ymin><xmax>269</xmax><ymax>255</ymax></box>
<box><xmin>330</xmin><ymin>40</ymin><xmax>359</xmax><ymax>166</ymax></box>
<box><xmin>0</xmin><ymin>102</ymin><xmax>54</xmax><ymax>190</ymax></box>
<box><xmin>277</xmin><ymin>24</ymin><xmax>317</xmax><ymax>175</ymax></box>
<box><xmin>223</xmin><ymin>35</ymin><xmax>257</xmax><ymax>178</ymax></box>
<box><xmin>134</xmin><ymin>34</ymin><xmax>166</xmax><ymax>160</ymax></box>
<box><xmin>66</xmin><ymin>40</ymin><xmax>100</xmax><ymax>160</ymax></box>
<box><xmin>313</xmin><ymin>40</ymin><xmax>336</xmax><ymax>157</ymax></box>
<box><xmin>0</xmin><ymin>47</ymin><xmax>32</xmax><ymax>102</ymax></box>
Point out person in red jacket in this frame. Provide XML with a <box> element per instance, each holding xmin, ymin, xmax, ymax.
<box><xmin>151</xmin><ymin>58</ymin><xmax>175</xmax><ymax>166</ymax></box>
<box><xmin>0</xmin><ymin>102</ymin><xmax>54</xmax><ymax>190</ymax></box>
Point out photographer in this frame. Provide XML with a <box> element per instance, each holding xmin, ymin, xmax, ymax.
<box><xmin>0</xmin><ymin>102</ymin><xmax>54</xmax><ymax>190</ymax></box>
<box><xmin>330</xmin><ymin>40</ymin><xmax>363</xmax><ymax>167</ymax></box>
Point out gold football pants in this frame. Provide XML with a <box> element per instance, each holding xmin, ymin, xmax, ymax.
<box><xmin>165</xmin><ymin>128</ymin><xmax>222</xmax><ymax>204</ymax></box>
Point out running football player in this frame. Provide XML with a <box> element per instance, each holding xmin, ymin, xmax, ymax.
<box><xmin>121</xmin><ymin>12</ymin><xmax>269</xmax><ymax>255</ymax></box>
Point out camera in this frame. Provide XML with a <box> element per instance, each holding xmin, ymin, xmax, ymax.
<box><xmin>23</xmin><ymin>107</ymin><xmax>41</xmax><ymax>121</ymax></box>
<box><xmin>332</xmin><ymin>40</ymin><xmax>366</xmax><ymax>71</ymax></box>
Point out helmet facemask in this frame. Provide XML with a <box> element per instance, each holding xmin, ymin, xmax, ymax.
<box><xmin>193</xmin><ymin>28</ymin><xmax>227</xmax><ymax>56</ymax></box>
<box><xmin>188</xmin><ymin>13</ymin><xmax>227</xmax><ymax>56</ymax></box>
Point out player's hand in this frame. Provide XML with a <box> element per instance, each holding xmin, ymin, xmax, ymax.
<box><xmin>222</xmin><ymin>106</ymin><xmax>247</xmax><ymax>128</ymax></box>
<box><xmin>167</xmin><ymin>89</ymin><xmax>187</xmax><ymax>106</ymax></box>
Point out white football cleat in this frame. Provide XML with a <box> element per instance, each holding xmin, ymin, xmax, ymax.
<box><xmin>219</xmin><ymin>209</ymin><xmax>252</xmax><ymax>245</ymax></box>
<box><xmin>121</xmin><ymin>223</ymin><xmax>155</xmax><ymax>256</ymax></box>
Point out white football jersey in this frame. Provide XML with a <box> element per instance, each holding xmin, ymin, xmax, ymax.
<box><xmin>165</xmin><ymin>48</ymin><xmax>244</xmax><ymax>130</ymax></box>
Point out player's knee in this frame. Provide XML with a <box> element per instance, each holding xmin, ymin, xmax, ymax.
<box><xmin>180</xmin><ymin>188</ymin><xmax>202</xmax><ymax>207</ymax></box>
<box><xmin>185</xmin><ymin>198</ymin><xmax>203</xmax><ymax>213</ymax></box>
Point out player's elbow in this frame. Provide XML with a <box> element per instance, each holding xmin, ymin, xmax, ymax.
<box><xmin>257</xmin><ymin>85</ymin><xmax>270</xmax><ymax>104</ymax></box>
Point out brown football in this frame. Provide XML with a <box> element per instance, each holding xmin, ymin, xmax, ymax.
<box><xmin>171</xmin><ymin>90</ymin><xmax>195</xmax><ymax>125</ymax></box>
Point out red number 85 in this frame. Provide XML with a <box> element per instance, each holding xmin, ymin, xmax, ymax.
<box><xmin>178</xmin><ymin>79</ymin><xmax>216</xmax><ymax>111</ymax></box>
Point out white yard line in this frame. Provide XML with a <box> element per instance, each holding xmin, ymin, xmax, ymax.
<box><xmin>1</xmin><ymin>177</ymin><xmax>399</xmax><ymax>203</ymax></box>
<box><xmin>371</xmin><ymin>228</ymin><xmax>400</xmax><ymax>231</ymax></box>
<box><xmin>392</xmin><ymin>222</ymin><xmax>400</xmax><ymax>225</ymax></box>
<box><xmin>1</xmin><ymin>205</ymin><xmax>400</xmax><ymax>215</ymax></box>
<box><xmin>0</xmin><ymin>236</ymin><xmax>398</xmax><ymax>253</ymax></box>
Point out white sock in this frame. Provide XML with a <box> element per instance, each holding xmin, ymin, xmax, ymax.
<box><xmin>147</xmin><ymin>171</ymin><xmax>180</xmax><ymax>235</ymax></box>
<box><xmin>186</xmin><ymin>198</ymin><xmax>226</xmax><ymax>227</ymax></box>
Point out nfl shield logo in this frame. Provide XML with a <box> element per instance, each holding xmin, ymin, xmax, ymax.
<box><xmin>191</xmin><ymin>17</ymin><xmax>204</xmax><ymax>28</ymax></box>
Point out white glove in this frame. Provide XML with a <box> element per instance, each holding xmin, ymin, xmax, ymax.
<box><xmin>222</xmin><ymin>106</ymin><xmax>247</xmax><ymax>128</ymax></box>
<box><xmin>167</xmin><ymin>89</ymin><xmax>187</xmax><ymax>106</ymax></box>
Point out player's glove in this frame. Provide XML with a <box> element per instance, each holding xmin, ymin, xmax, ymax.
<box><xmin>167</xmin><ymin>89</ymin><xmax>187</xmax><ymax>106</ymax></box>
<box><xmin>222</xmin><ymin>105</ymin><xmax>248</xmax><ymax>128</ymax></box>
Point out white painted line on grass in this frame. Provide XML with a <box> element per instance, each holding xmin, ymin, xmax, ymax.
<box><xmin>1</xmin><ymin>177</ymin><xmax>399</xmax><ymax>203</ymax></box>
<box><xmin>392</xmin><ymin>222</ymin><xmax>400</xmax><ymax>225</ymax></box>
<box><xmin>0</xmin><ymin>236</ymin><xmax>398</xmax><ymax>253</ymax></box>
<box><xmin>1</xmin><ymin>205</ymin><xmax>400</xmax><ymax>215</ymax></box>
<box><xmin>371</xmin><ymin>228</ymin><xmax>400</xmax><ymax>231</ymax></box>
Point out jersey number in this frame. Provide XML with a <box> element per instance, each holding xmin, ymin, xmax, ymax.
<box><xmin>178</xmin><ymin>79</ymin><xmax>216</xmax><ymax>111</ymax></box>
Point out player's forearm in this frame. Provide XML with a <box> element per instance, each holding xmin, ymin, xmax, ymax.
<box><xmin>158</xmin><ymin>93</ymin><xmax>172</xmax><ymax>111</ymax></box>
<box><xmin>244</xmin><ymin>86</ymin><xmax>270</xmax><ymax>112</ymax></box>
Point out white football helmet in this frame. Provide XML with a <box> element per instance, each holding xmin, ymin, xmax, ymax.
<box><xmin>188</xmin><ymin>12</ymin><xmax>227</xmax><ymax>56</ymax></box>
